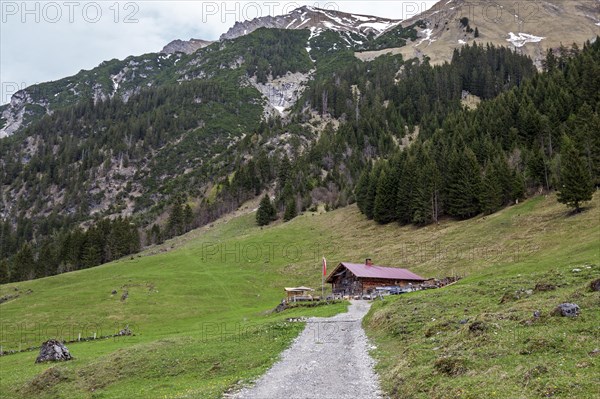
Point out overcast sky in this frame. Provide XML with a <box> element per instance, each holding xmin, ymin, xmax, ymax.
<box><xmin>0</xmin><ymin>1</ymin><xmax>438</xmax><ymax>104</ymax></box>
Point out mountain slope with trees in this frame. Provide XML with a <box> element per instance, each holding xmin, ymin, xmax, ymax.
<box><xmin>0</xmin><ymin>3</ymin><xmax>598</xmax><ymax>283</ymax></box>
<box><xmin>355</xmin><ymin>40</ymin><xmax>600</xmax><ymax>225</ymax></box>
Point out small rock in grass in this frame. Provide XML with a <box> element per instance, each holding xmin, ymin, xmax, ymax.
<box><xmin>500</xmin><ymin>289</ymin><xmax>533</xmax><ymax>303</ymax></box>
<box><xmin>117</xmin><ymin>325</ymin><xmax>132</xmax><ymax>336</ymax></box>
<box><xmin>469</xmin><ymin>321</ymin><xmax>487</xmax><ymax>334</ymax></box>
<box><xmin>533</xmin><ymin>310</ymin><xmax>541</xmax><ymax>319</ymax></box>
<box><xmin>434</xmin><ymin>356</ymin><xmax>467</xmax><ymax>376</ymax></box>
<box><xmin>552</xmin><ymin>303</ymin><xmax>580</xmax><ymax>317</ymax></box>
<box><xmin>111</xmin><ymin>290</ymin><xmax>117</xmax><ymax>295</ymax></box>
<box><xmin>524</xmin><ymin>365</ymin><xmax>548</xmax><ymax>382</ymax></box>
<box><xmin>589</xmin><ymin>348</ymin><xmax>600</xmax><ymax>357</ymax></box>
<box><xmin>534</xmin><ymin>283</ymin><xmax>556</xmax><ymax>292</ymax></box>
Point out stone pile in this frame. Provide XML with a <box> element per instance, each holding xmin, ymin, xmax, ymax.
<box><xmin>35</xmin><ymin>340</ymin><xmax>72</xmax><ymax>363</ymax></box>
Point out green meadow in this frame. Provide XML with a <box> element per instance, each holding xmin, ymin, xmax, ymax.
<box><xmin>365</xmin><ymin>194</ymin><xmax>600</xmax><ymax>398</ymax></box>
<box><xmin>1</xmin><ymin>193</ymin><xmax>598</xmax><ymax>398</ymax></box>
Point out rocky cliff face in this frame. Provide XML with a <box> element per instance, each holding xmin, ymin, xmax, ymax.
<box><xmin>161</xmin><ymin>38</ymin><xmax>214</xmax><ymax>54</ymax></box>
<box><xmin>0</xmin><ymin>90</ymin><xmax>43</xmax><ymax>138</ymax></box>
<box><xmin>249</xmin><ymin>71</ymin><xmax>313</xmax><ymax>119</ymax></box>
<box><xmin>220</xmin><ymin>5</ymin><xmax>402</xmax><ymax>41</ymax></box>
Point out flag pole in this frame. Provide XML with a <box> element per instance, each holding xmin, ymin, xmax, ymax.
<box><xmin>322</xmin><ymin>268</ymin><xmax>324</xmax><ymax>300</ymax></box>
<box><xmin>321</xmin><ymin>256</ymin><xmax>326</xmax><ymax>300</ymax></box>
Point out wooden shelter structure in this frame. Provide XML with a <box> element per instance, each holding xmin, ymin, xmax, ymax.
<box><xmin>284</xmin><ymin>286</ymin><xmax>315</xmax><ymax>302</ymax></box>
<box><xmin>325</xmin><ymin>259</ymin><xmax>426</xmax><ymax>296</ymax></box>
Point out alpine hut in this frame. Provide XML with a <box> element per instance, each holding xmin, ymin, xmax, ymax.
<box><xmin>325</xmin><ymin>259</ymin><xmax>426</xmax><ymax>296</ymax></box>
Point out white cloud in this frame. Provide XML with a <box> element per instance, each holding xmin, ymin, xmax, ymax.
<box><xmin>0</xmin><ymin>1</ymin><xmax>437</xmax><ymax>104</ymax></box>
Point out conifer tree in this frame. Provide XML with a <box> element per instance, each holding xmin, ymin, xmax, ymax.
<box><xmin>277</xmin><ymin>156</ymin><xmax>291</xmax><ymax>195</ymax></box>
<box><xmin>256</xmin><ymin>195</ymin><xmax>276</xmax><ymax>226</ymax></box>
<box><xmin>446</xmin><ymin>147</ymin><xmax>482</xmax><ymax>218</ymax></box>
<box><xmin>396</xmin><ymin>154</ymin><xmax>416</xmax><ymax>225</ymax></box>
<box><xmin>543</xmin><ymin>48</ymin><xmax>557</xmax><ymax>72</ymax></box>
<box><xmin>149</xmin><ymin>224</ymin><xmax>163</xmax><ymax>245</ymax></box>
<box><xmin>0</xmin><ymin>221</ymin><xmax>14</xmax><ymax>259</ymax></box>
<box><xmin>412</xmin><ymin>152</ymin><xmax>440</xmax><ymax>225</ymax></box>
<box><xmin>184</xmin><ymin>204</ymin><xmax>194</xmax><ymax>232</ymax></box>
<box><xmin>167</xmin><ymin>202</ymin><xmax>184</xmax><ymax>237</ymax></box>
<box><xmin>280</xmin><ymin>182</ymin><xmax>295</xmax><ymax>210</ymax></box>
<box><xmin>373</xmin><ymin>168</ymin><xmax>398</xmax><ymax>224</ymax></box>
<box><xmin>82</xmin><ymin>241</ymin><xmax>102</xmax><ymax>269</ymax></box>
<box><xmin>37</xmin><ymin>242</ymin><xmax>56</xmax><ymax>277</ymax></box>
<box><xmin>355</xmin><ymin>167</ymin><xmax>371</xmax><ymax>214</ymax></box>
<box><xmin>527</xmin><ymin>147</ymin><xmax>548</xmax><ymax>190</ymax></box>
<box><xmin>557</xmin><ymin>135</ymin><xmax>594</xmax><ymax>212</ymax></box>
<box><xmin>283</xmin><ymin>199</ymin><xmax>298</xmax><ymax>222</ymax></box>
<box><xmin>480</xmin><ymin>164</ymin><xmax>503</xmax><ymax>214</ymax></box>
<box><xmin>364</xmin><ymin>165</ymin><xmax>382</xmax><ymax>220</ymax></box>
<box><xmin>12</xmin><ymin>244</ymin><xmax>35</xmax><ymax>281</ymax></box>
<box><xmin>0</xmin><ymin>259</ymin><xmax>9</xmax><ymax>284</ymax></box>
<box><xmin>487</xmin><ymin>154</ymin><xmax>512</xmax><ymax>204</ymax></box>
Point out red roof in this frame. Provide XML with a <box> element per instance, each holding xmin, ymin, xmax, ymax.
<box><xmin>327</xmin><ymin>262</ymin><xmax>426</xmax><ymax>282</ymax></box>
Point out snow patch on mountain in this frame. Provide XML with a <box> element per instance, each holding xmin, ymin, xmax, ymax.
<box><xmin>298</xmin><ymin>18</ymin><xmax>311</xmax><ymax>28</ymax></box>
<box><xmin>360</xmin><ymin>21</ymin><xmax>400</xmax><ymax>32</ymax></box>
<box><xmin>506</xmin><ymin>32</ymin><xmax>545</xmax><ymax>48</ymax></box>
<box><xmin>352</xmin><ymin>14</ymin><xmax>371</xmax><ymax>22</ymax></box>
<box><xmin>417</xmin><ymin>28</ymin><xmax>435</xmax><ymax>46</ymax></box>
<box><xmin>309</xmin><ymin>27</ymin><xmax>322</xmax><ymax>40</ymax></box>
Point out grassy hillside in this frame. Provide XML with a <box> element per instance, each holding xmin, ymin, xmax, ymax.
<box><xmin>1</xmin><ymin>193</ymin><xmax>598</xmax><ymax>398</ymax></box>
<box><xmin>0</xmin><ymin>209</ymin><xmax>349</xmax><ymax>399</ymax></box>
<box><xmin>364</xmin><ymin>194</ymin><xmax>600</xmax><ymax>398</ymax></box>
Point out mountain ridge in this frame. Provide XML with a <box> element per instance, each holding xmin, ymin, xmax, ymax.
<box><xmin>2</xmin><ymin>1</ymin><xmax>598</xmax><ymax>138</ymax></box>
<box><xmin>220</xmin><ymin>5</ymin><xmax>402</xmax><ymax>40</ymax></box>
<box><xmin>160</xmin><ymin>38</ymin><xmax>214</xmax><ymax>55</ymax></box>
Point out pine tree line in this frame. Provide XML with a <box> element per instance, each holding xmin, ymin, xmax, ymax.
<box><xmin>1</xmin><ymin>217</ymin><xmax>140</xmax><ymax>284</ymax></box>
<box><xmin>354</xmin><ymin>39</ymin><xmax>599</xmax><ymax>225</ymax></box>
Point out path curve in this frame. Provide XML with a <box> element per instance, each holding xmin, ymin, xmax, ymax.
<box><xmin>231</xmin><ymin>300</ymin><xmax>383</xmax><ymax>399</ymax></box>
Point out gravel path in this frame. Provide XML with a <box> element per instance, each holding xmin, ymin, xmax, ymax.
<box><xmin>231</xmin><ymin>300</ymin><xmax>383</xmax><ymax>399</ymax></box>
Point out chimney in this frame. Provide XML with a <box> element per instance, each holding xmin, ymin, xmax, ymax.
<box><xmin>365</xmin><ymin>258</ymin><xmax>373</xmax><ymax>266</ymax></box>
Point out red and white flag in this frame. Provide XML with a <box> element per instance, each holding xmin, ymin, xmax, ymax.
<box><xmin>322</xmin><ymin>256</ymin><xmax>327</xmax><ymax>276</ymax></box>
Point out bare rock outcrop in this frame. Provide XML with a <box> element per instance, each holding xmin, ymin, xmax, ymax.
<box><xmin>161</xmin><ymin>38</ymin><xmax>213</xmax><ymax>54</ymax></box>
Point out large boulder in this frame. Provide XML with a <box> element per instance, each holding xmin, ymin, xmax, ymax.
<box><xmin>35</xmin><ymin>340</ymin><xmax>72</xmax><ymax>363</ymax></box>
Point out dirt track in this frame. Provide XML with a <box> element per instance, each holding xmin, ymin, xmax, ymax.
<box><xmin>231</xmin><ymin>300</ymin><xmax>383</xmax><ymax>399</ymax></box>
